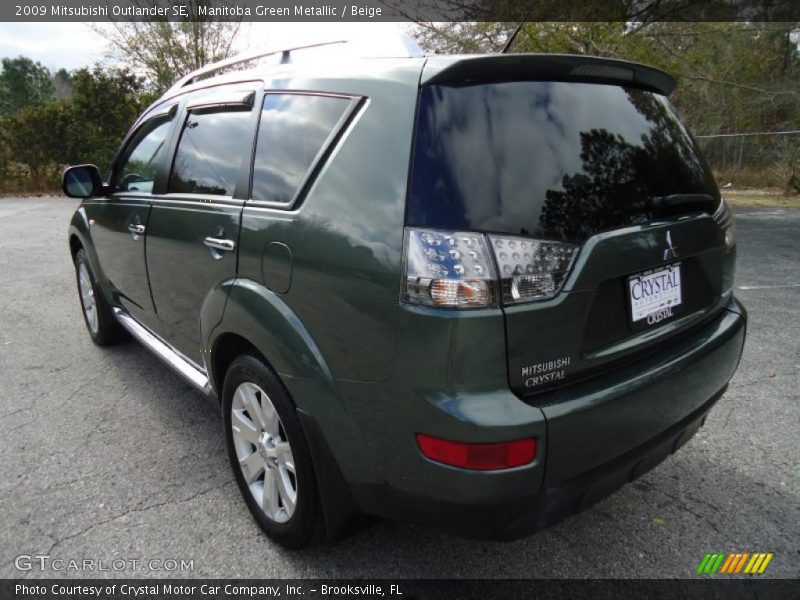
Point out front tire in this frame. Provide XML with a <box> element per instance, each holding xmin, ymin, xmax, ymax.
<box><xmin>222</xmin><ymin>354</ymin><xmax>325</xmax><ymax>548</ymax></box>
<box><xmin>73</xmin><ymin>248</ymin><xmax>127</xmax><ymax>346</ymax></box>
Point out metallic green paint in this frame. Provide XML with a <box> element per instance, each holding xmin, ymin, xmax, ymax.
<box><xmin>66</xmin><ymin>54</ymin><xmax>746</xmax><ymax>540</ymax></box>
<box><xmin>540</xmin><ymin>301</ymin><xmax>745</xmax><ymax>484</ymax></box>
<box><xmin>147</xmin><ymin>198</ymin><xmax>243</xmax><ymax>363</ymax></box>
<box><xmin>80</xmin><ymin>198</ymin><xmax>154</xmax><ymax>324</ymax></box>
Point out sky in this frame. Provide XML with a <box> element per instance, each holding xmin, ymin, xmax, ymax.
<box><xmin>0</xmin><ymin>23</ymin><xmax>108</xmax><ymax>71</ymax></box>
<box><xmin>0</xmin><ymin>22</ymin><xmax>417</xmax><ymax>72</ymax></box>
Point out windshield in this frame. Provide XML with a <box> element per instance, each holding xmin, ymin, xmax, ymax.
<box><xmin>408</xmin><ymin>81</ymin><xmax>719</xmax><ymax>243</ymax></box>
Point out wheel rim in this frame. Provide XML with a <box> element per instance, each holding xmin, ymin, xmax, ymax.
<box><xmin>78</xmin><ymin>263</ymin><xmax>98</xmax><ymax>334</ymax></box>
<box><xmin>231</xmin><ymin>382</ymin><xmax>297</xmax><ymax>523</ymax></box>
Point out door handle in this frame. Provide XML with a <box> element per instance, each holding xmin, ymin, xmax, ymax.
<box><xmin>203</xmin><ymin>237</ymin><xmax>235</xmax><ymax>252</ymax></box>
<box><xmin>128</xmin><ymin>224</ymin><xmax>146</xmax><ymax>235</ymax></box>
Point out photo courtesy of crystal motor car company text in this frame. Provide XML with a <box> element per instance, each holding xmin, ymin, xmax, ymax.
<box><xmin>60</xmin><ymin>28</ymin><xmax>746</xmax><ymax>550</ymax></box>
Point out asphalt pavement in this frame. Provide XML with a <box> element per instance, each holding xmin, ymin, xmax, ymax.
<box><xmin>0</xmin><ymin>197</ymin><xmax>797</xmax><ymax>579</ymax></box>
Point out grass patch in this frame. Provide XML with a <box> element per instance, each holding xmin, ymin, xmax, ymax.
<box><xmin>723</xmin><ymin>189</ymin><xmax>800</xmax><ymax>209</ymax></box>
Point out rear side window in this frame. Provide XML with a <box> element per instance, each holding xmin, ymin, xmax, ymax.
<box><xmin>409</xmin><ymin>82</ymin><xmax>718</xmax><ymax>243</ymax></box>
<box><xmin>169</xmin><ymin>109</ymin><xmax>252</xmax><ymax>196</ymax></box>
<box><xmin>251</xmin><ymin>94</ymin><xmax>351</xmax><ymax>204</ymax></box>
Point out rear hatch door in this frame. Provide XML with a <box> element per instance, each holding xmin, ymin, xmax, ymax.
<box><xmin>410</xmin><ymin>55</ymin><xmax>733</xmax><ymax>482</ymax></box>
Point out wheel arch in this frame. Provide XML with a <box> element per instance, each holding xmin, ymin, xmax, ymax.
<box><xmin>205</xmin><ymin>277</ymin><xmax>375</xmax><ymax>479</ymax></box>
<box><xmin>68</xmin><ymin>207</ymin><xmax>101</xmax><ymax>276</ymax></box>
<box><xmin>209</xmin><ymin>332</ymin><xmax>261</xmax><ymax>395</ymax></box>
<box><xmin>68</xmin><ymin>207</ymin><xmax>90</xmax><ymax>261</ymax></box>
<box><xmin>204</xmin><ymin>277</ymin><xmax>337</xmax><ymax>399</ymax></box>
<box><xmin>69</xmin><ymin>232</ymin><xmax>83</xmax><ymax>259</ymax></box>
<box><xmin>206</xmin><ymin>279</ymin><xmax>367</xmax><ymax>539</ymax></box>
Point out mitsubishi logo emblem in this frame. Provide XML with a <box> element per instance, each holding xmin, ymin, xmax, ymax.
<box><xmin>663</xmin><ymin>230</ymin><xmax>679</xmax><ymax>261</ymax></box>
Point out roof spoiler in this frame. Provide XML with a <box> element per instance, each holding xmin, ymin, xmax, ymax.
<box><xmin>421</xmin><ymin>54</ymin><xmax>677</xmax><ymax>95</ymax></box>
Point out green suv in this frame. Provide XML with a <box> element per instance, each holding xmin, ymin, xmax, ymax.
<box><xmin>63</xmin><ymin>50</ymin><xmax>746</xmax><ymax>548</ymax></box>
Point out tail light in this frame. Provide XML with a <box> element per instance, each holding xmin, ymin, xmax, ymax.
<box><xmin>402</xmin><ymin>228</ymin><xmax>498</xmax><ymax>308</ymax></box>
<box><xmin>402</xmin><ymin>227</ymin><xmax>577</xmax><ymax>308</ymax></box>
<box><xmin>488</xmin><ymin>234</ymin><xmax>577</xmax><ymax>304</ymax></box>
<box><xmin>416</xmin><ymin>434</ymin><xmax>536</xmax><ymax>470</ymax></box>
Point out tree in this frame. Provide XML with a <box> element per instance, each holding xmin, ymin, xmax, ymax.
<box><xmin>0</xmin><ymin>101</ymin><xmax>71</xmax><ymax>191</ymax></box>
<box><xmin>0</xmin><ymin>59</ymin><xmax>157</xmax><ymax>193</ymax></box>
<box><xmin>0</xmin><ymin>56</ymin><xmax>55</xmax><ymax>117</ymax></box>
<box><xmin>66</xmin><ymin>66</ymin><xmax>153</xmax><ymax>172</ymax></box>
<box><xmin>94</xmin><ymin>4</ymin><xmax>242</xmax><ymax>93</ymax></box>
<box><xmin>52</xmin><ymin>68</ymin><xmax>73</xmax><ymax>100</ymax></box>
<box><xmin>413</xmin><ymin>21</ymin><xmax>800</xmax><ymax>189</ymax></box>
<box><xmin>413</xmin><ymin>22</ymin><xmax>799</xmax><ymax>132</ymax></box>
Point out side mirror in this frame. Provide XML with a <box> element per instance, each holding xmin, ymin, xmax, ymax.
<box><xmin>62</xmin><ymin>164</ymin><xmax>104</xmax><ymax>198</ymax></box>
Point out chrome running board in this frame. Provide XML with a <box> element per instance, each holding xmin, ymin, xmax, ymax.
<box><xmin>113</xmin><ymin>308</ymin><xmax>212</xmax><ymax>396</ymax></box>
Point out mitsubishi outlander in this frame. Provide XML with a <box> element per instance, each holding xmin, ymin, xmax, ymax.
<box><xmin>63</xmin><ymin>48</ymin><xmax>745</xmax><ymax>548</ymax></box>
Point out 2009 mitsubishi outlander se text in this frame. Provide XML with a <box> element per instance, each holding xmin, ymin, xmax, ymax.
<box><xmin>63</xmin><ymin>47</ymin><xmax>746</xmax><ymax>548</ymax></box>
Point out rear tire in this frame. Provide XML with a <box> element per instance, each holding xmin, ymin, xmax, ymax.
<box><xmin>73</xmin><ymin>248</ymin><xmax>127</xmax><ymax>346</ymax></box>
<box><xmin>222</xmin><ymin>354</ymin><xmax>325</xmax><ymax>548</ymax></box>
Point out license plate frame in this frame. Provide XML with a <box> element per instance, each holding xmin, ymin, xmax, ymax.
<box><xmin>627</xmin><ymin>262</ymin><xmax>683</xmax><ymax>330</ymax></box>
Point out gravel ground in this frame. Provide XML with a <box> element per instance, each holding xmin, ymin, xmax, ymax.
<box><xmin>0</xmin><ymin>197</ymin><xmax>797</xmax><ymax>579</ymax></box>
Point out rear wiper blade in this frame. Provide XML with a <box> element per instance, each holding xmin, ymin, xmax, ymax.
<box><xmin>649</xmin><ymin>194</ymin><xmax>717</xmax><ymax>216</ymax></box>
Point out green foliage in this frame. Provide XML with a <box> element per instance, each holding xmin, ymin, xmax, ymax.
<box><xmin>0</xmin><ymin>101</ymin><xmax>71</xmax><ymax>191</ymax></box>
<box><xmin>52</xmin><ymin>68</ymin><xmax>73</xmax><ymax>100</ymax></box>
<box><xmin>67</xmin><ymin>66</ymin><xmax>153</xmax><ymax>173</ymax></box>
<box><xmin>0</xmin><ymin>56</ymin><xmax>55</xmax><ymax>117</ymax></box>
<box><xmin>0</xmin><ymin>13</ymin><xmax>240</xmax><ymax>194</ymax></box>
<box><xmin>0</xmin><ymin>64</ymin><xmax>150</xmax><ymax>193</ymax></box>
<box><xmin>414</xmin><ymin>22</ymin><xmax>800</xmax><ymax>191</ymax></box>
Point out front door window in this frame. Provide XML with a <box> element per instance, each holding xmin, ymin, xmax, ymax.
<box><xmin>112</xmin><ymin>118</ymin><xmax>173</xmax><ymax>194</ymax></box>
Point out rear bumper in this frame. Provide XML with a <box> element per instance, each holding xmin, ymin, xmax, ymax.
<box><xmin>352</xmin><ymin>384</ymin><xmax>726</xmax><ymax>540</ymax></box>
<box><xmin>344</xmin><ymin>299</ymin><xmax>746</xmax><ymax>540</ymax></box>
<box><xmin>540</xmin><ymin>299</ymin><xmax>746</xmax><ymax>484</ymax></box>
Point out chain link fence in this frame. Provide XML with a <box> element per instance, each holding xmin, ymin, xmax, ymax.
<box><xmin>695</xmin><ymin>131</ymin><xmax>800</xmax><ymax>192</ymax></box>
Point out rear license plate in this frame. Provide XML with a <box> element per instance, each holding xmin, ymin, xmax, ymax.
<box><xmin>628</xmin><ymin>263</ymin><xmax>682</xmax><ymax>327</ymax></box>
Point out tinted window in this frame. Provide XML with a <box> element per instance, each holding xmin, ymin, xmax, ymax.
<box><xmin>251</xmin><ymin>94</ymin><xmax>350</xmax><ymax>204</ymax></box>
<box><xmin>169</xmin><ymin>109</ymin><xmax>252</xmax><ymax>196</ymax></box>
<box><xmin>113</xmin><ymin>118</ymin><xmax>173</xmax><ymax>193</ymax></box>
<box><xmin>409</xmin><ymin>82</ymin><xmax>718</xmax><ymax>243</ymax></box>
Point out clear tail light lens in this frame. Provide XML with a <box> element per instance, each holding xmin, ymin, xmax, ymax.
<box><xmin>488</xmin><ymin>235</ymin><xmax>577</xmax><ymax>304</ymax></box>
<box><xmin>402</xmin><ymin>228</ymin><xmax>578</xmax><ymax>309</ymax></box>
<box><xmin>402</xmin><ymin>228</ymin><xmax>498</xmax><ymax>308</ymax></box>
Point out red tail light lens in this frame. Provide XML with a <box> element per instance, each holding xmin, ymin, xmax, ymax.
<box><xmin>416</xmin><ymin>434</ymin><xmax>536</xmax><ymax>471</ymax></box>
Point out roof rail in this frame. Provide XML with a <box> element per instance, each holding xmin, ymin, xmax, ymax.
<box><xmin>167</xmin><ymin>40</ymin><xmax>348</xmax><ymax>93</ymax></box>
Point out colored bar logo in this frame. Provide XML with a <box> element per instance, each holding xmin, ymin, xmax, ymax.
<box><xmin>696</xmin><ymin>552</ymin><xmax>774</xmax><ymax>574</ymax></box>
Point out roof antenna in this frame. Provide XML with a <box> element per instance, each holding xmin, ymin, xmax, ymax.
<box><xmin>501</xmin><ymin>5</ymin><xmax>535</xmax><ymax>54</ymax></box>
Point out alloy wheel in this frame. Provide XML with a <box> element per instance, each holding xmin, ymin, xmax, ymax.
<box><xmin>230</xmin><ymin>381</ymin><xmax>297</xmax><ymax>523</ymax></box>
<box><xmin>78</xmin><ymin>262</ymin><xmax>98</xmax><ymax>334</ymax></box>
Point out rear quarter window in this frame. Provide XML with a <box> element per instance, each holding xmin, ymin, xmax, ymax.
<box><xmin>250</xmin><ymin>93</ymin><xmax>351</xmax><ymax>204</ymax></box>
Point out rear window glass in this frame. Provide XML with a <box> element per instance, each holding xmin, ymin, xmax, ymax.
<box><xmin>251</xmin><ymin>94</ymin><xmax>351</xmax><ymax>204</ymax></box>
<box><xmin>408</xmin><ymin>82</ymin><xmax>718</xmax><ymax>243</ymax></box>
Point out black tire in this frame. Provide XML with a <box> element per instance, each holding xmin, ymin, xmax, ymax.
<box><xmin>222</xmin><ymin>354</ymin><xmax>325</xmax><ymax>548</ymax></box>
<box><xmin>73</xmin><ymin>248</ymin><xmax>128</xmax><ymax>346</ymax></box>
